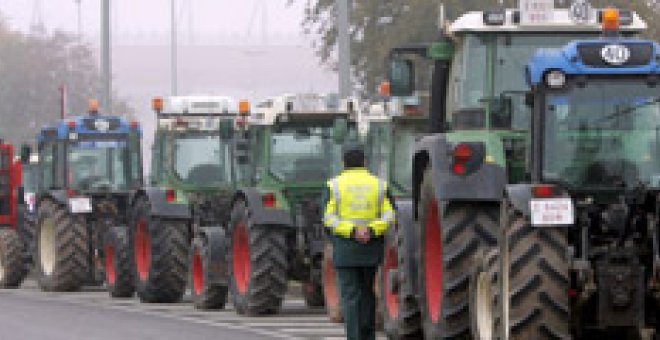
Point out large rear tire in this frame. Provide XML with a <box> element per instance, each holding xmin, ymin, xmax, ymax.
<box><xmin>495</xmin><ymin>203</ymin><xmax>570</xmax><ymax>340</ymax></box>
<box><xmin>105</xmin><ymin>226</ymin><xmax>134</xmax><ymax>298</ymax></box>
<box><xmin>36</xmin><ymin>200</ymin><xmax>89</xmax><ymax>292</ymax></box>
<box><xmin>17</xmin><ymin>204</ymin><xmax>36</xmax><ymax>265</ymax></box>
<box><xmin>191</xmin><ymin>236</ymin><xmax>228</xmax><ymax>310</ymax></box>
<box><xmin>322</xmin><ymin>240</ymin><xmax>343</xmax><ymax>323</ymax></box>
<box><xmin>229</xmin><ymin>199</ymin><xmax>288</xmax><ymax>315</ymax></box>
<box><xmin>131</xmin><ymin>198</ymin><xmax>189</xmax><ymax>303</ymax></box>
<box><xmin>417</xmin><ymin>169</ymin><xmax>498</xmax><ymax>339</ymax></box>
<box><xmin>0</xmin><ymin>229</ymin><xmax>27</xmax><ymax>288</ymax></box>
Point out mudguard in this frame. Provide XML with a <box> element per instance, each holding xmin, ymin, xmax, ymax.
<box><xmin>199</xmin><ymin>226</ymin><xmax>229</xmax><ymax>286</ymax></box>
<box><xmin>395</xmin><ymin>199</ymin><xmax>419</xmax><ymax>297</ymax></box>
<box><xmin>134</xmin><ymin>188</ymin><xmax>191</xmax><ymax>220</ymax></box>
<box><xmin>505</xmin><ymin>184</ymin><xmax>570</xmax><ymax>218</ymax></box>
<box><xmin>414</xmin><ymin>135</ymin><xmax>507</xmax><ymax>206</ymax></box>
<box><xmin>234</xmin><ymin>188</ymin><xmax>293</xmax><ymax>227</ymax></box>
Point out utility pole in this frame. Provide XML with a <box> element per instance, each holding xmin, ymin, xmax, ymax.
<box><xmin>337</xmin><ymin>0</ymin><xmax>351</xmax><ymax>97</ymax></box>
<box><xmin>101</xmin><ymin>0</ymin><xmax>112</xmax><ymax>114</ymax></box>
<box><xmin>171</xmin><ymin>0</ymin><xmax>178</xmax><ymax>95</ymax></box>
<box><xmin>75</xmin><ymin>0</ymin><xmax>82</xmax><ymax>38</ymax></box>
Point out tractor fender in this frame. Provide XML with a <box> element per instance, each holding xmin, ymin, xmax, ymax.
<box><xmin>233</xmin><ymin>188</ymin><xmax>293</xmax><ymax>227</ymax></box>
<box><xmin>198</xmin><ymin>226</ymin><xmax>229</xmax><ymax>286</ymax></box>
<box><xmin>133</xmin><ymin>188</ymin><xmax>191</xmax><ymax>220</ymax></box>
<box><xmin>413</xmin><ymin>135</ymin><xmax>506</xmax><ymax>211</ymax></box>
<box><xmin>504</xmin><ymin>184</ymin><xmax>570</xmax><ymax>218</ymax></box>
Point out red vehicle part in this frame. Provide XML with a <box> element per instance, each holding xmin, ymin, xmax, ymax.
<box><xmin>0</xmin><ymin>144</ymin><xmax>20</xmax><ymax>229</ymax></box>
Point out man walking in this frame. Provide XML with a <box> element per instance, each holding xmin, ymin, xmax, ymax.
<box><xmin>323</xmin><ymin>145</ymin><xmax>395</xmax><ymax>340</ymax></box>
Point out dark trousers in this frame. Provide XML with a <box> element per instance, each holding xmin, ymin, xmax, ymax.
<box><xmin>336</xmin><ymin>266</ymin><xmax>378</xmax><ymax>340</ymax></box>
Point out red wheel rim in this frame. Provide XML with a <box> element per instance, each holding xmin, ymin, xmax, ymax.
<box><xmin>323</xmin><ymin>255</ymin><xmax>339</xmax><ymax>310</ymax></box>
<box><xmin>135</xmin><ymin>219</ymin><xmax>151</xmax><ymax>282</ymax></box>
<box><xmin>192</xmin><ymin>250</ymin><xmax>204</xmax><ymax>296</ymax></box>
<box><xmin>425</xmin><ymin>199</ymin><xmax>443</xmax><ymax>323</ymax></box>
<box><xmin>232</xmin><ymin>222</ymin><xmax>250</xmax><ymax>294</ymax></box>
<box><xmin>105</xmin><ymin>245</ymin><xmax>116</xmax><ymax>286</ymax></box>
<box><xmin>384</xmin><ymin>241</ymin><xmax>399</xmax><ymax>319</ymax></box>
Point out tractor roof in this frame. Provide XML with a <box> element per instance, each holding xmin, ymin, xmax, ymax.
<box><xmin>156</xmin><ymin>95</ymin><xmax>239</xmax><ymax>117</ymax></box>
<box><xmin>38</xmin><ymin>115</ymin><xmax>140</xmax><ymax>143</ymax></box>
<box><xmin>527</xmin><ymin>39</ymin><xmax>660</xmax><ymax>85</ymax></box>
<box><xmin>249</xmin><ymin>93</ymin><xmax>358</xmax><ymax>126</ymax></box>
<box><xmin>449</xmin><ymin>8</ymin><xmax>646</xmax><ymax>34</ymax></box>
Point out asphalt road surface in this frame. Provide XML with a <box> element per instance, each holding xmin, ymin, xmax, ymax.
<box><xmin>0</xmin><ymin>280</ymin><xmax>364</xmax><ymax>340</ymax></box>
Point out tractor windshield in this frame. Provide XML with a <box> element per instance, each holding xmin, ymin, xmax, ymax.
<box><xmin>542</xmin><ymin>78</ymin><xmax>660</xmax><ymax>189</ymax></box>
<box><xmin>68</xmin><ymin>140</ymin><xmax>132</xmax><ymax>191</ymax></box>
<box><xmin>173</xmin><ymin>133</ymin><xmax>232</xmax><ymax>186</ymax></box>
<box><xmin>269</xmin><ymin>125</ymin><xmax>343</xmax><ymax>182</ymax></box>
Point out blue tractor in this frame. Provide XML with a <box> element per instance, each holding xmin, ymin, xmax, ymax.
<box><xmin>471</xmin><ymin>8</ymin><xmax>660</xmax><ymax>339</ymax></box>
<box><xmin>33</xmin><ymin>107</ymin><xmax>142</xmax><ymax>295</ymax></box>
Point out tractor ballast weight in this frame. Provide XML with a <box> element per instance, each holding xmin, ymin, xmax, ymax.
<box><xmin>130</xmin><ymin>95</ymin><xmax>239</xmax><ymax>308</ymax></box>
<box><xmin>33</xmin><ymin>113</ymin><xmax>143</xmax><ymax>294</ymax></box>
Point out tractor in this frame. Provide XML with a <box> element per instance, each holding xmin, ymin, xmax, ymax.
<box><xmin>17</xmin><ymin>150</ymin><xmax>39</xmax><ymax>267</ymax></box>
<box><xmin>222</xmin><ymin>93</ymin><xmax>359</xmax><ymax>315</ymax></box>
<box><xmin>0</xmin><ymin>141</ymin><xmax>28</xmax><ymax>288</ymax></box>
<box><xmin>384</xmin><ymin>2</ymin><xmax>648</xmax><ymax>338</ymax></box>
<box><xmin>471</xmin><ymin>8</ymin><xmax>660</xmax><ymax>339</ymax></box>
<box><xmin>33</xmin><ymin>106</ymin><xmax>143</xmax><ymax>294</ymax></box>
<box><xmin>128</xmin><ymin>96</ymin><xmax>239</xmax><ymax>307</ymax></box>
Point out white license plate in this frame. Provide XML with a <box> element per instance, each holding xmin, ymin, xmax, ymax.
<box><xmin>69</xmin><ymin>197</ymin><xmax>92</xmax><ymax>214</ymax></box>
<box><xmin>530</xmin><ymin>198</ymin><xmax>574</xmax><ymax>226</ymax></box>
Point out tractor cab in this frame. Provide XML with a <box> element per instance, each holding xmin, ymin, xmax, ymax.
<box><xmin>151</xmin><ymin>96</ymin><xmax>238</xmax><ymax>191</ymax></box>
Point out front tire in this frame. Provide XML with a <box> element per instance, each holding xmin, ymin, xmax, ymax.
<box><xmin>131</xmin><ymin>198</ymin><xmax>189</xmax><ymax>303</ymax></box>
<box><xmin>191</xmin><ymin>236</ymin><xmax>228</xmax><ymax>310</ymax></box>
<box><xmin>0</xmin><ymin>229</ymin><xmax>28</xmax><ymax>288</ymax></box>
<box><xmin>36</xmin><ymin>200</ymin><xmax>89</xmax><ymax>292</ymax></box>
<box><xmin>105</xmin><ymin>226</ymin><xmax>134</xmax><ymax>298</ymax></box>
<box><xmin>229</xmin><ymin>199</ymin><xmax>288</xmax><ymax>315</ymax></box>
<box><xmin>495</xmin><ymin>202</ymin><xmax>570</xmax><ymax>340</ymax></box>
<box><xmin>417</xmin><ymin>169</ymin><xmax>498</xmax><ymax>339</ymax></box>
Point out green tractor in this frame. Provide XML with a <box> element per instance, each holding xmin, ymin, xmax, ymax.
<box><xmin>128</xmin><ymin>96</ymin><xmax>239</xmax><ymax>308</ymax></box>
<box><xmin>223</xmin><ymin>93</ymin><xmax>358</xmax><ymax>315</ymax></box>
<box><xmin>384</xmin><ymin>3</ymin><xmax>647</xmax><ymax>338</ymax></box>
<box><xmin>32</xmin><ymin>109</ymin><xmax>143</xmax><ymax>293</ymax></box>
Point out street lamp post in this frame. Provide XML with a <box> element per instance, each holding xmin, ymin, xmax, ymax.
<box><xmin>171</xmin><ymin>0</ymin><xmax>178</xmax><ymax>96</ymax></box>
<box><xmin>337</xmin><ymin>0</ymin><xmax>351</xmax><ymax>97</ymax></box>
<box><xmin>101</xmin><ymin>0</ymin><xmax>112</xmax><ymax>114</ymax></box>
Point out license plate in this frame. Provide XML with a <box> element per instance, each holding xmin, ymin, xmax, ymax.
<box><xmin>69</xmin><ymin>197</ymin><xmax>92</xmax><ymax>214</ymax></box>
<box><xmin>530</xmin><ymin>198</ymin><xmax>574</xmax><ymax>226</ymax></box>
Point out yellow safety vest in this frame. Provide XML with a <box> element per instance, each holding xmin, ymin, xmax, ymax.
<box><xmin>323</xmin><ymin>168</ymin><xmax>395</xmax><ymax>238</ymax></box>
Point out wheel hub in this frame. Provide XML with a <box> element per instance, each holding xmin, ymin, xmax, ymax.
<box><xmin>105</xmin><ymin>245</ymin><xmax>116</xmax><ymax>285</ymax></box>
<box><xmin>40</xmin><ymin>218</ymin><xmax>56</xmax><ymax>276</ymax></box>
<box><xmin>232</xmin><ymin>223</ymin><xmax>250</xmax><ymax>294</ymax></box>
<box><xmin>425</xmin><ymin>199</ymin><xmax>443</xmax><ymax>323</ymax></box>
<box><xmin>192</xmin><ymin>250</ymin><xmax>204</xmax><ymax>296</ymax></box>
<box><xmin>135</xmin><ymin>220</ymin><xmax>151</xmax><ymax>282</ymax></box>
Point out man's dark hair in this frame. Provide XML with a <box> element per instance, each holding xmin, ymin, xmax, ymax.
<box><xmin>343</xmin><ymin>149</ymin><xmax>365</xmax><ymax>168</ymax></box>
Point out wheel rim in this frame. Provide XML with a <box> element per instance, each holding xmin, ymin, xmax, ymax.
<box><xmin>474</xmin><ymin>271</ymin><xmax>494</xmax><ymax>339</ymax></box>
<box><xmin>135</xmin><ymin>219</ymin><xmax>151</xmax><ymax>282</ymax></box>
<box><xmin>323</xmin><ymin>250</ymin><xmax>340</xmax><ymax>312</ymax></box>
<box><xmin>192</xmin><ymin>249</ymin><xmax>204</xmax><ymax>296</ymax></box>
<box><xmin>384</xmin><ymin>241</ymin><xmax>399</xmax><ymax>320</ymax></box>
<box><xmin>105</xmin><ymin>245</ymin><xmax>116</xmax><ymax>286</ymax></box>
<box><xmin>40</xmin><ymin>218</ymin><xmax>56</xmax><ymax>276</ymax></box>
<box><xmin>424</xmin><ymin>199</ymin><xmax>443</xmax><ymax>323</ymax></box>
<box><xmin>232</xmin><ymin>222</ymin><xmax>250</xmax><ymax>294</ymax></box>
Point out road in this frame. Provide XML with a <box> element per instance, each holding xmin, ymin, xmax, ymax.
<box><xmin>0</xmin><ymin>280</ymin><xmax>356</xmax><ymax>340</ymax></box>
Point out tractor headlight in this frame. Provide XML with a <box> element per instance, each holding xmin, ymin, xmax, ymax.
<box><xmin>545</xmin><ymin>71</ymin><xmax>566</xmax><ymax>89</ymax></box>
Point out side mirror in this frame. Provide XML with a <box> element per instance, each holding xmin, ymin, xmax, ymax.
<box><xmin>219</xmin><ymin>120</ymin><xmax>234</xmax><ymax>140</ymax></box>
<box><xmin>332</xmin><ymin>118</ymin><xmax>349</xmax><ymax>144</ymax></box>
<box><xmin>235</xmin><ymin>133</ymin><xmax>250</xmax><ymax>165</ymax></box>
<box><xmin>388</xmin><ymin>58</ymin><xmax>415</xmax><ymax>97</ymax></box>
<box><xmin>20</xmin><ymin>144</ymin><xmax>31</xmax><ymax>164</ymax></box>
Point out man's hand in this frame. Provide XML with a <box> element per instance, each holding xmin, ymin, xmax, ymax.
<box><xmin>354</xmin><ymin>226</ymin><xmax>371</xmax><ymax>244</ymax></box>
